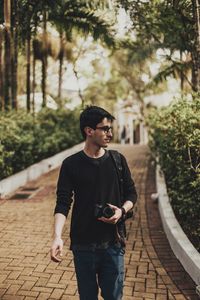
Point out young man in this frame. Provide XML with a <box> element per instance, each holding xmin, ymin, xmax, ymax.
<box><xmin>50</xmin><ymin>106</ymin><xmax>137</xmax><ymax>300</ymax></box>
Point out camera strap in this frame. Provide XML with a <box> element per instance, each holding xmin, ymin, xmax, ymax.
<box><xmin>109</xmin><ymin>150</ymin><xmax>127</xmax><ymax>246</ymax></box>
<box><xmin>109</xmin><ymin>150</ymin><xmax>135</xmax><ymax>219</ymax></box>
<box><xmin>109</xmin><ymin>150</ymin><xmax>135</xmax><ymax>247</ymax></box>
<box><xmin>109</xmin><ymin>150</ymin><xmax>124</xmax><ymax>204</ymax></box>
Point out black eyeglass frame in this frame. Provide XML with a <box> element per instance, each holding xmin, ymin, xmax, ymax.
<box><xmin>95</xmin><ymin>126</ymin><xmax>113</xmax><ymax>133</ymax></box>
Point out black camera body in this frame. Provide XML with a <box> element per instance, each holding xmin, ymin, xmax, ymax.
<box><xmin>94</xmin><ymin>204</ymin><xmax>115</xmax><ymax>218</ymax></box>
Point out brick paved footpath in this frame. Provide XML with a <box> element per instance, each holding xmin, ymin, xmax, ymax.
<box><xmin>0</xmin><ymin>145</ymin><xmax>198</xmax><ymax>300</ymax></box>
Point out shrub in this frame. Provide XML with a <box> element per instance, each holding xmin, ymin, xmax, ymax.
<box><xmin>148</xmin><ymin>96</ymin><xmax>200</xmax><ymax>251</ymax></box>
<box><xmin>0</xmin><ymin>108</ymin><xmax>82</xmax><ymax>180</ymax></box>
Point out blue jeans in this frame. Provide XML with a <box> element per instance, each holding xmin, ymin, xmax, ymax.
<box><xmin>72</xmin><ymin>245</ymin><xmax>125</xmax><ymax>300</ymax></box>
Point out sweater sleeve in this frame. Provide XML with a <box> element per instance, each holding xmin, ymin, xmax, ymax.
<box><xmin>54</xmin><ymin>159</ymin><xmax>74</xmax><ymax>217</ymax></box>
<box><xmin>121</xmin><ymin>154</ymin><xmax>138</xmax><ymax>205</ymax></box>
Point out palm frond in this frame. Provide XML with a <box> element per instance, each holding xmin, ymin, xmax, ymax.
<box><xmin>50</xmin><ymin>6</ymin><xmax>115</xmax><ymax>47</ymax></box>
<box><xmin>151</xmin><ymin>59</ymin><xmax>192</xmax><ymax>86</ymax></box>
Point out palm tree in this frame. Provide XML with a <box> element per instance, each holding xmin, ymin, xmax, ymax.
<box><xmin>11</xmin><ymin>0</ymin><xmax>18</xmax><ymax>109</ymax></box>
<box><xmin>41</xmin><ymin>6</ymin><xmax>48</xmax><ymax>108</ymax></box>
<box><xmin>49</xmin><ymin>0</ymin><xmax>115</xmax><ymax>106</ymax></box>
<box><xmin>4</xmin><ymin>0</ymin><xmax>12</xmax><ymax>110</ymax></box>
<box><xmin>20</xmin><ymin>0</ymin><xmax>114</xmax><ymax>110</ymax></box>
<box><xmin>58</xmin><ymin>28</ymin><xmax>65</xmax><ymax>99</ymax></box>
<box><xmin>0</xmin><ymin>25</ymin><xmax>4</xmax><ymax>110</ymax></box>
<box><xmin>192</xmin><ymin>0</ymin><xmax>200</xmax><ymax>92</ymax></box>
<box><xmin>17</xmin><ymin>0</ymin><xmax>31</xmax><ymax>111</ymax></box>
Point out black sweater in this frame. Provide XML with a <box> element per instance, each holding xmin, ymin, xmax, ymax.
<box><xmin>54</xmin><ymin>150</ymin><xmax>137</xmax><ymax>248</ymax></box>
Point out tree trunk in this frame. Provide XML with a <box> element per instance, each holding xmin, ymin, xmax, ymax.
<box><xmin>0</xmin><ymin>27</ymin><xmax>4</xmax><ymax>110</ymax></box>
<box><xmin>42</xmin><ymin>55</ymin><xmax>47</xmax><ymax>108</ymax></box>
<box><xmin>192</xmin><ymin>0</ymin><xmax>200</xmax><ymax>92</ymax></box>
<box><xmin>32</xmin><ymin>17</ymin><xmax>38</xmax><ymax>115</ymax></box>
<box><xmin>4</xmin><ymin>0</ymin><xmax>12</xmax><ymax>110</ymax></box>
<box><xmin>32</xmin><ymin>49</ymin><xmax>36</xmax><ymax>114</ymax></box>
<box><xmin>26</xmin><ymin>32</ymin><xmax>31</xmax><ymax>112</ymax></box>
<box><xmin>11</xmin><ymin>0</ymin><xmax>18</xmax><ymax>109</ymax></box>
<box><xmin>180</xmin><ymin>50</ymin><xmax>184</xmax><ymax>91</ymax></box>
<box><xmin>42</xmin><ymin>8</ymin><xmax>47</xmax><ymax>108</ymax></box>
<box><xmin>73</xmin><ymin>65</ymin><xmax>85</xmax><ymax>107</ymax></box>
<box><xmin>58</xmin><ymin>29</ymin><xmax>64</xmax><ymax>99</ymax></box>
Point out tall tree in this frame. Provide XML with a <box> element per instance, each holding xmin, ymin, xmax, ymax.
<box><xmin>1</xmin><ymin>0</ymin><xmax>115</xmax><ymax>111</ymax></box>
<box><xmin>118</xmin><ymin>0</ymin><xmax>200</xmax><ymax>92</ymax></box>
<box><xmin>192</xmin><ymin>0</ymin><xmax>200</xmax><ymax>91</ymax></box>
<box><xmin>18</xmin><ymin>0</ymin><xmax>32</xmax><ymax>111</ymax></box>
<box><xmin>0</xmin><ymin>25</ymin><xmax>4</xmax><ymax>110</ymax></box>
<box><xmin>50</xmin><ymin>0</ymin><xmax>115</xmax><ymax>106</ymax></box>
<box><xmin>11</xmin><ymin>0</ymin><xmax>18</xmax><ymax>109</ymax></box>
<box><xmin>41</xmin><ymin>6</ymin><xmax>48</xmax><ymax>108</ymax></box>
<box><xmin>4</xmin><ymin>0</ymin><xmax>12</xmax><ymax>110</ymax></box>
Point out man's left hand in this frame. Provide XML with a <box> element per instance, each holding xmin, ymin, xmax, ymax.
<box><xmin>98</xmin><ymin>204</ymin><xmax>122</xmax><ymax>224</ymax></box>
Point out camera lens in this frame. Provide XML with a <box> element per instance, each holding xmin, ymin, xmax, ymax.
<box><xmin>103</xmin><ymin>206</ymin><xmax>114</xmax><ymax>218</ymax></box>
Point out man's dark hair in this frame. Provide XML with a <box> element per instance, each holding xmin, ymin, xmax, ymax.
<box><xmin>80</xmin><ymin>106</ymin><xmax>115</xmax><ymax>139</ymax></box>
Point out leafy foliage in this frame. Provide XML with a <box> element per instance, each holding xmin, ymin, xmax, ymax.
<box><xmin>118</xmin><ymin>0</ymin><xmax>198</xmax><ymax>90</ymax></box>
<box><xmin>0</xmin><ymin>108</ymin><xmax>82</xmax><ymax>180</ymax></box>
<box><xmin>49</xmin><ymin>1</ymin><xmax>115</xmax><ymax>46</ymax></box>
<box><xmin>148</xmin><ymin>95</ymin><xmax>200</xmax><ymax>250</ymax></box>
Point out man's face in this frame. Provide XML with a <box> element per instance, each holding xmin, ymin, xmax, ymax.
<box><xmin>89</xmin><ymin>117</ymin><xmax>113</xmax><ymax>148</ymax></box>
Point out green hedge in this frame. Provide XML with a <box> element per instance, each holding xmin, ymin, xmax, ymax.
<box><xmin>148</xmin><ymin>96</ymin><xmax>200</xmax><ymax>251</ymax></box>
<box><xmin>0</xmin><ymin>108</ymin><xmax>82</xmax><ymax>180</ymax></box>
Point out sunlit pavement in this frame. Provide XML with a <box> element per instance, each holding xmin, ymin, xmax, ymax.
<box><xmin>0</xmin><ymin>145</ymin><xmax>198</xmax><ymax>300</ymax></box>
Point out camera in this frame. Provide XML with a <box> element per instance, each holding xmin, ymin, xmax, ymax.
<box><xmin>94</xmin><ymin>204</ymin><xmax>115</xmax><ymax>218</ymax></box>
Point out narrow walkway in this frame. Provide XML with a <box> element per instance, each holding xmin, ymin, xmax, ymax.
<box><xmin>0</xmin><ymin>145</ymin><xmax>198</xmax><ymax>300</ymax></box>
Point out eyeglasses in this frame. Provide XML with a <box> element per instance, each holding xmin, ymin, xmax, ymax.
<box><xmin>95</xmin><ymin>126</ymin><xmax>113</xmax><ymax>133</ymax></box>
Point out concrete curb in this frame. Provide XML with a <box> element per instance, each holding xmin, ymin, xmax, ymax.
<box><xmin>156</xmin><ymin>164</ymin><xmax>200</xmax><ymax>286</ymax></box>
<box><xmin>0</xmin><ymin>143</ymin><xmax>84</xmax><ymax>198</ymax></box>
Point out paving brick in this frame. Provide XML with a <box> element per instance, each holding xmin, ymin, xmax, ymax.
<box><xmin>61</xmin><ymin>296</ymin><xmax>79</xmax><ymax>300</ymax></box>
<box><xmin>0</xmin><ymin>288</ymin><xmax>6</xmax><ymax>297</ymax></box>
<box><xmin>3</xmin><ymin>279</ymin><xmax>25</xmax><ymax>286</ymax></box>
<box><xmin>21</xmin><ymin>280</ymin><xmax>36</xmax><ymax>290</ymax></box>
<box><xmin>173</xmin><ymin>294</ymin><xmax>187</xmax><ymax>300</ymax></box>
<box><xmin>31</xmin><ymin>286</ymin><xmax>53</xmax><ymax>293</ymax></box>
<box><xmin>33</xmin><ymin>272</ymin><xmax>51</xmax><ymax>278</ymax></box>
<box><xmin>2</xmin><ymin>296</ymin><xmax>25</xmax><ymax>300</ymax></box>
<box><xmin>156</xmin><ymin>294</ymin><xmax>168</xmax><ymax>300</ymax></box>
<box><xmin>60</xmin><ymin>271</ymin><xmax>74</xmax><ymax>281</ymax></box>
<box><xmin>134</xmin><ymin>282</ymin><xmax>145</xmax><ymax>292</ymax></box>
<box><xmin>35</xmin><ymin>277</ymin><xmax>49</xmax><ymax>287</ymax></box>
<box><xmin>165</xmin><ymin>284</ymin><xmax>181</xmax><ymax>294</ymax></box>
<box><xmin>17</xmin><ymin>290</ymin><xmax>39</xmax><ymax>297</ymax></box>
<box><xmin>46</xmin><ymin>283</ymin><xmax>67</xmax><ymax>289</ymax></box>
<box><xmin>49</xmin><ymin>273</ymin><xmax>62</xmax><ymax>283</ymax></box>
<box><xmin>5</xmin><ymin>266</ymin><xmax>24</xmax><ymax>271</ymax></box>
<box><xmin>5</xmin><ymin>284</ymin><xmax>21</xmax><ymax>295</ymax></box>
<box><xmin>20</xmin><ymin>268</ymin><xmax>33</xmax><ymax>276</ymax></box>
<box><xmin>50</xmin><ymin>288</ymin><xmax>65</xmax><ymax>299</ymax></box>
<box><xmin>37</xmin><ymin>292</ymin><xmax>51</xmax><ymax>300</ymax></box>
<box><xmin>123</xmin><ymin>297</ymin><xmax>143</xmax><ymax>300</ymax></box>
<box><xmin>156</xmin><ymin>267</ymin><xmax>168</xmax><ymax>276</ymax></box>
<box><xmin>123</xmin><ymin>286</ymin><xmax>133</xmax><ymax>296</ymax></box>
<box><xmin>18</xmin><ymin>275</ymin><xmax>39</xmax><ymax>282</ymax></box>
<box><xmin>64</xmin><ymin>284</ymin><xmax>77</xmax><ymax>295</ymax></box>
<box><xmin>34</xmin><ymin>264</ymin><xmax>46</xmax><ymax>272</ymax></box>
<box><xmin>7</xmin><ymin>271</ymin><xmax>22</xmax><ymax>280</ymax></box>
<box><xmin>133</xmin><ymin>291</ymin><xmax>156</xmax><ymax>299</ymax></box>
<box><xmin>0</xmin><ymin>283</ymin><xmax>11</xmax><ymax>290</ymax></box>
<box><xmin>0</xmin><ymin>275</ymin><xmax>8</xmax><ymax>283</ymax></box>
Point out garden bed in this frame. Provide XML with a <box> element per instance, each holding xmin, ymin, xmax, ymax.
<box><xmin>147</xmin><ymin>96</ymin><xmax>200</xmax><ymax>252</ymax></box>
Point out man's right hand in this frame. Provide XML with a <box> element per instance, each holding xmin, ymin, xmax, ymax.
<box><xmin>50</xmin><ymin>237</ymin><xmax>63</xmax><ymax>263</ymax></box>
